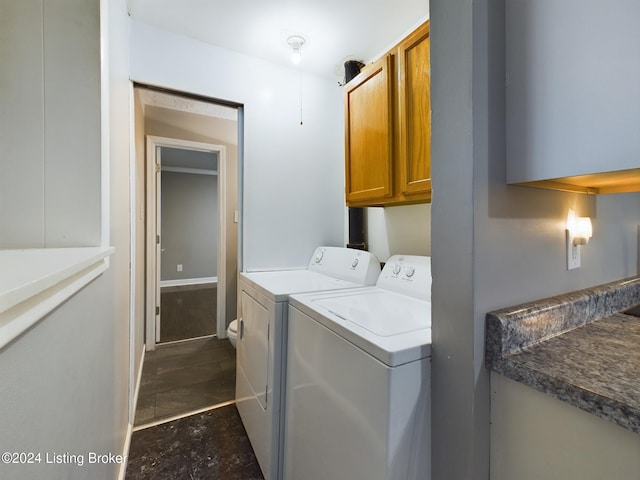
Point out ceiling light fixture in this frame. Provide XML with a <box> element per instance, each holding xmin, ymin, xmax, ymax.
<box><xmin>287</xmin><ymin>35</ymin><xmax>305</xmax><ymax>65</ymax></box>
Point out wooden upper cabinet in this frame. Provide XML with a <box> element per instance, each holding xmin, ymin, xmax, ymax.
<box><xmin>344</xmin><ymin>55</ymin><xmax>394</xmax><ymax>204</ymax></box>
<box><xmin>397</xmin><ymin>21</ymin><xmax>431</xmax><ymax>198</ymax></box>
<box><xmin>344</xmin><ymin>20</ymin><xmax>431</xmax><ymax>207</ymax></box>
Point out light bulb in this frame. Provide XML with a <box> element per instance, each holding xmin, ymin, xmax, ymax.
<box><xmin>574</xmin><ymin>217</ymin><xmax>592</xmax><ymax>244</ymax></box>
<box><xmin>291</xmin><ymin>47</ymin><xmax>301</xmax><ymax>64</ymax></box>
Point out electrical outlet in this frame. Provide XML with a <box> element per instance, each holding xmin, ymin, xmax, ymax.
<box><xmin>177</xmin><ymin>264</ymin><xmax>183</xmax><ymax>272</ymax></box>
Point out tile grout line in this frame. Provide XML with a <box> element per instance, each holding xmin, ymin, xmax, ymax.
<box><xmin>133</xmin><ymin>400</ymin><xmax>236</xmax><ymax>432</ymax></box>
<box><xmin>155</xmin><ymin>334</ymin><xmax>217</xmax><ymax>348</ymax></box>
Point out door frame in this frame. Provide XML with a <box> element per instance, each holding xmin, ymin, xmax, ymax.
<box><xmin>145</xmin><ymin>135</ymin><xmax>228</xmax><ymax>350</ymax></box>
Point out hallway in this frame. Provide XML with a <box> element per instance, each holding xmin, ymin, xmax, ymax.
<box><xmin>126</xmin><ymin>404</ymin><xmax>263</xmax><ymax>479</ymax></box>
<box><xmin>159</xmin><ymin>284</ymin><xmax>218</xmax><ymax>344</ymax></box>
<box><xmin>134</xmin><ymin>336</ymin><xmax>235</xmax><ymax>426</ymax></box>
<box><xmin>127</xmin><ymin>336</ymin><xmax>263</xmax><ymax>478</ymax></box>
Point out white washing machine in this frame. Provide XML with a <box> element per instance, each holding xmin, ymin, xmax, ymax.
<box><xmin>236</xmin><ymin>246</ymin><xmax>381</xmax><ymax>480</ymax></box>
<box><xmin>284</xmin><ymin>255</ymin><xmax>432</xmax><ymax>480</ymax></box>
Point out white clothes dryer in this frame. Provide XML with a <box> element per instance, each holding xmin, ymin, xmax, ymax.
<box><xmin>284</xmin><ymin>255</ymin><xmax>432</xmax><ymax>480</ymax></box>
<box><xmin>236</xmin><ymin>246</ymin><xmax>381</xmax><ymax>480</ymax></box>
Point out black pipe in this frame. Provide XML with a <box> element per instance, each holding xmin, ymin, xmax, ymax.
<box><xmin>344</xmin><ymin>60</ymin><xmax>367</xmax><ymax>251</ymax></box>
<box><xmin>344</xmin><ymin>60</ymin><xmax>365</xmax><ymax>85</ymax></box>
<box><xmin>347</xmin><ymin>207</ymin><xmax>366</xmax><ymax>251</ymax></box>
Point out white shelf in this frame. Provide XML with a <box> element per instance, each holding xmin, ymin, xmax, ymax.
<box><xmin>0</xmin><ymin>246</ymin><xmax>115</xmax><ymax>350</ymax></box>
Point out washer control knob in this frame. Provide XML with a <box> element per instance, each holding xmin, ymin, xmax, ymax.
<box><xmin>314</xmin><ymin>250</ymin><xmax>324</xmax><ymax>263</ymax></box>
<box><xmin>351</xmin><ymin>258</ymin><xmax>359</xmax><ymax>268</ymax></box>
<box><xmin>405</xmin><ymin>266</ymin><xmax>415</xmax><ymax>278</ymax></box>
<box><xmin>393</xmin><ymin>264</ymin><xmax>401</xmax><ymax>275</ymax></box>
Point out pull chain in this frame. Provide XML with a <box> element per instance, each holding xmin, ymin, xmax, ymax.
<box><xmin>299</xmin><ymin>71</ymin><xmax>304</xmax><ymax>126</ymax></box>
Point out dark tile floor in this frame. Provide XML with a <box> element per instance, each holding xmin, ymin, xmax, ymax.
<box><xmin>125</xmin><ymin>405</ymin><xmax>264</xmax><ymax>480</ymax></box>
<box><xmin>160</xmin><ymin>284</ymin><xmax>217</xmax><ymax>343</ymax></box>
<box><xmin>126</xmin><ymin>336</ymin><xmax>262</xmax><ymax>479</ymax></box>
<box><xmin>135</xmin><ymin>336</ymin><xmax>236</xmax><ymax>426</ymax></box>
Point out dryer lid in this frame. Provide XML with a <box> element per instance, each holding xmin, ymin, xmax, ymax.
<box><xmin>241</xmin><ymin>269</ymin><xmax>362</xmax><ymax>302</ymax></box>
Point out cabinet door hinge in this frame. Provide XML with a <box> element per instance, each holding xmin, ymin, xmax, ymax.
<box><xmin>156</xmin><ymin>306</ymin><xmax>160</xmax><ymax>316</ymax></box>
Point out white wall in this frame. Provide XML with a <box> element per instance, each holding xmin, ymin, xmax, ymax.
<box><xmin>366</xmin><ymin>204</ymin><xmax>431</xmax><ymax>262</ymax></box>
<box><xmin>0</xmin><ymin>1</ymin><xmax>132</xmax><ymax>479</ymax></box>
<box><xmin>491</xmin><ymin>374</ymin><xmax>640</xmax><ymax>480</ymax></box>
<box><xmin>130</xmin><ymin>21</ymin><xmax>345</xmax><ymax>270</ymax></box>
<box><xmin>0</xmin><ymin>0</ymin><xmax>101</xmax><ymax>248</ymax></box>
<box><xmin>0</xmin><ymin>276</ymin><xmax>122</xmax><ymax>480</ymax></box>
<box><xmin>430</xmin><ymin>0</ymin><xmax>640</xmax><ymax>478</ymax></box>
<box><xmin>105</xmin><ymin>0</ymin><xmax>134</xmax><ymax>446</ymax></box>
<box><xmin>133</xmin><ymin>87</ymin><xmax>146</xmax><ymax>394</ymax></box>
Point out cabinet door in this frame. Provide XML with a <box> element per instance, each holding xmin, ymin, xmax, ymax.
<box><xmin>344</xmin><ymin>55</ymin><xmax>394</xmax><ymax>204</ymax></box>
<box><xmin>505</xmin><ymin>0</ymin><xmax>640</xmax><ymax>194</ymax></box>
<box><xmin>397</xmin><ymin>22</ymin><xmax>431</xmax><ymax>197</ymax></box>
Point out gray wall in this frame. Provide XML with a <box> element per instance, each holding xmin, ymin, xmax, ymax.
<box><xmin>0</xmin><ymin>0</ymin><xmax>101</xmax><ymax>248</ymax></box>
<box><xmin>430</xmin><ymin>0</ymin><xmax>640</xmax><ymax>478</ymax></box>
<box><xmin>430</xmin><ymin>1</ymin><xmax>481</xmax><ymax>476</ymax></box>
<box><xmin>161</xmin><ymin>170</ymin><xmax>219</xmax><ymax>281</ymax></box>
<box><xmin>506</xmin><ymin>0</ymin><xmax>640</xmax><ymax>182</ymax></box>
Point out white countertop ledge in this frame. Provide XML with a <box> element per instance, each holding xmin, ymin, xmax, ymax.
<box><xmin>0</xmin><ymin>247</ymin><xmax>115</xmax><ymax>350</ymax></box>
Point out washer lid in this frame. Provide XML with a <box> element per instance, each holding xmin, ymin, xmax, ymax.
<box><xmin>317</xmin><ymin>291</ymin><xmax>427</xmax><ymax>337</ymax></box>
<box><xmin>291</xmin><ymin>288</ymin><xmax>431</xmax><ymax>367</ymax></box>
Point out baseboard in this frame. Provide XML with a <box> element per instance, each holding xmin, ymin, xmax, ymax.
<box><xmin>118</xmin><ymin>347</ymin><xmax>145</xmax><ymax>480</ymax></box>
<box><xmin>160</xmin><ymin>276</ymin><xmax>218</xmax><ymax>288</ymax></box>
<box><xmin>117</xmin><ymin>422</ymin><xmax>134</xmax><ymax>480</ymax></box>
<box><xmin>132</xmin><ymin>347</ymin><xmax>145</xmax><ymax>422</ymax></box>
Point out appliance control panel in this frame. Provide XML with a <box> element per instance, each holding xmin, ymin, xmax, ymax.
<box><xmin>377</xmin><ymin>255</ymin><xmax>431</xmax><ymax>301</ymax></box>
<box><xmin>308</xmin><ymin>246</ymin><xmax>381</xmax><ymax>285</ymax></box>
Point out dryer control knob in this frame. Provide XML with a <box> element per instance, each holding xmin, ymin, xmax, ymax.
<box><xmin>393</xmin><ymin>264</ymin><xmax>401</xmax><ymax>275</ymax></box>
<box><xmin>314</xmin><ymin>250</ymin><xmax>324</xmax><ymax>263</ymax></box>
<box><xmin>351</xmin><ymin>258</ymin><xmax>359</xmax><ymax>268</ymax></box>
<box><xmin>405</xmin><ymin>266</ymin><xmax>415</xmax><ymax>278</ymax></box>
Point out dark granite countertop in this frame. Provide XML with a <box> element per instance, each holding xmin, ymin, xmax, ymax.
<box><xmin>486</xmin><ymin>276</ymin><xmax>640</xmax><ymax>433</ymax></box>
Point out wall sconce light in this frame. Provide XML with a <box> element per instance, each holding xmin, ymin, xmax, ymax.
<box><xmin>287</xmin><ymin>35</ymin><xmax>305</xmax><ymax>65</ymax></box>
<box><xmin>566</xmin><ymin>209</ymin><xmax>593</xmax><ymax>270</ymax></box>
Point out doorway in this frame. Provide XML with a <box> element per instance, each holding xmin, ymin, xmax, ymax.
<box><xmin>134</xmin><ymin>85</ymin><xmax>240</xmax><ymax>351</ymax></box>
<box><xmin>157</xmin><ymin>144</ymin><xmax>220</xmax><ymax>343</ymax></box>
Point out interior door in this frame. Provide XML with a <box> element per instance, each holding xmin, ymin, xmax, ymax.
<box><xmin>155</xmin><ymin>146</ymin><xmax>162</xmax><ymax>343</ymax></box>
